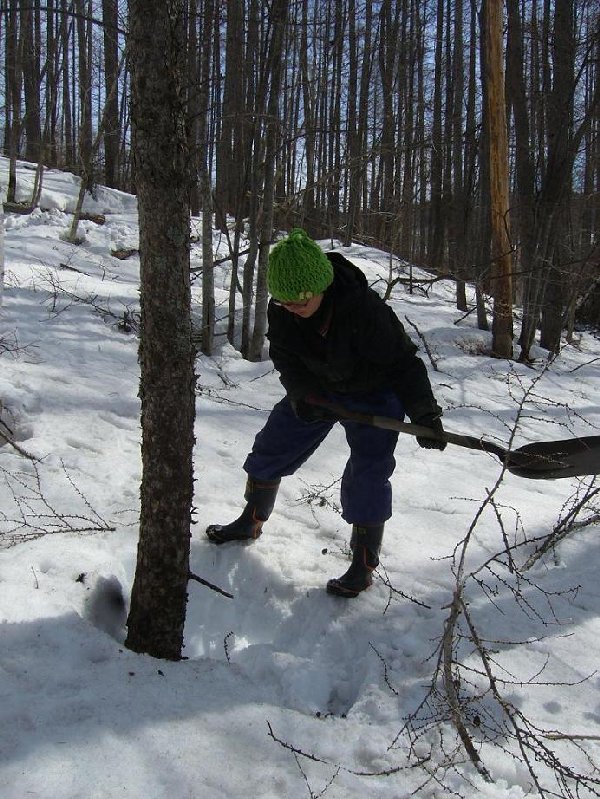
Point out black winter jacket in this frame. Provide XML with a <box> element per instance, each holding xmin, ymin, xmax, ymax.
<box><xmin>267</xmin><ymin>252</ymin><xmax>442</xmax><ymax>422</ymax></box>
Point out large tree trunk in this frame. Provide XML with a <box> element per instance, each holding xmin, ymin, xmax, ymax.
<box><xmin>484</xmin><ymin>0</ymin><xmax>514</xmax><ymax>358</ymax></box>
<box><xmin>6</xmin><ymin>0</ymin><xmax>23</xmax><ymax>204</ymax></box>
<box><xmin>248</xmin><ymin>0</ymin><xmax>289</xmax><ymax>361</ymax></box>
<box><xmin>215</xmin><ymin>0</ymin><xmax>244</xmax><ymax>231</ymax></box>
<box><xmin>199</xmin><ymin>0</ymin><xmax>216</xmax><ymax>356</ymax></box>
<box><xmin>102</xmin><ymin>0</ymin><xmax>120</xmax><ymax>188</ymax></box>
<box><xmin>125</xmin><ymin>0</ymin><xmax>195</xmax><ymax>661</ymax></box>
<box><xmin>429</xmin><ymin>0</ymin><xmax>445</xmax><ymax>267</ymax></box>
<box><xmin>44</xmin><ymin>0</ymin><xmax>58</xmax><ymax>167</ymax></box>
<box><xmin>21</xmin><ymin>0</ymin><xmax>42</xmax><ymax>164</ymax></box>
<box><xmin>60</xmin><ymin>0</ymin><xmax>74</xmax><ymax>168</ymax></box>
<box><xmin>74</xmin><ymin>0</ymin><xmax>93</xmax><ymax>189</ymax></box>
<box><xmin>0</xmin><ymin>203</ymin><xmax>4</xmax><ymax>307</ymax></box>
<box><xmin>299</xmin><ymin>0</ymin><xmax>318</xmax><ymax>226</ymax></box>
<box><xmin>448</xmin><ymin>0</ymin><xmax>467</xmax><ymax>311</ymax></box>
<box><xmin>506</xmin><ymin>0</ymin><xmax>536</xmax><ymax>354</ymax></box>
<box><xmin>539</xmin><ymin>0</ymin><xmax>575</xmax><ymax>353</ymax></box>
<box><xmin>377</xmin><ymin>0</ymin><xmax>399</xmax><ymax>244</ymax></box>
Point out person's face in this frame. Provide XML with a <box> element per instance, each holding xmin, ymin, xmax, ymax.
<box><xmin>275</xmin><ymin>293</ymin><xmax>324</xmax><ymax>318</ymax></box>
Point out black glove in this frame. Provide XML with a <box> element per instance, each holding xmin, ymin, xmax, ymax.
<box><xmin>291</xmin><ymin>397</ymin><xmax>339</xmax><ymax>424</ymax></box>
<box><xmin>414</xmin><ymin>413</ymin><xmax>447</xmax><ymax>451</ymax></box>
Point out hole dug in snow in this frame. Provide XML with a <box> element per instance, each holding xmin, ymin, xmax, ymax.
<box><xmin>80</xmin><ymin>572</ymin><xmax>127</xmax><ymax>642</ymax></box>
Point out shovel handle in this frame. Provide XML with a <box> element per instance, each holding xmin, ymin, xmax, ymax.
<box><xmin>305</xmin><ymin>396</ymin><xmax>582</xmax><ymax>478</ymax></box>
<box><xmin>305</xmin><ymin>396</ymin><xmax>508</xmax><ymax>458</ymax></box>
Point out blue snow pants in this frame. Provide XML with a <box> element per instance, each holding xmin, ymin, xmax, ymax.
<box><xmin>243</xmin><ymin>390</ymin><xmax>405</xmax><ymax>525</ymax></box>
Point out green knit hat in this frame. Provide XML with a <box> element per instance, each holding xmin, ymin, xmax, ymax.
<box><xmin>267</xmin><ymin>229</ymin><xmax>333</xmax><ymax>303</ymax></box>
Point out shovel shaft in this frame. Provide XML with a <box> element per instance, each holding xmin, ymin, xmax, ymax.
<box><xmin>367</xmin><ymin>414</ymin><xmax>508</xmax><ymax>459</ymax></box>
<box><xmin>306</xmin><ymin>397</ymin><xmax>600</xmax><ymax>480</ymax></box>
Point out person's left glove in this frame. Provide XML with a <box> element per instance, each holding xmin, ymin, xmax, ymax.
<box><xmin>291</xmin><ymin>396</ymin><xmax>339</xmax><ymax>424</ymax></box>
<box><xmin>414</xmin><ymin>413</ymin><xmax>447</xmax><ymax>450</ymax></box>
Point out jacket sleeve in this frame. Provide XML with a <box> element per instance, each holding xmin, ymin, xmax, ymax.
<box><xmin>394</xmin><ymin>352</ymin><xmax>443</xmax><ymax>422</ymax></box>
<box><xmin>357</xmin><ymin>293</ymin><xmax>442</xmax><ymax>422</ymax></box>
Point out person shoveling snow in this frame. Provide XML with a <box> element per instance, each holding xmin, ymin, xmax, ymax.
<box><xmin>206</xmin><ymin>229</ymin><xmax>445</xmax><ymax>598</ymax></box>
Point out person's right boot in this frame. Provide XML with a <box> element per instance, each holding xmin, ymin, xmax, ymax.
<box><xmin>206</xmin><ymin>477</ymin><xmax>280</xmax><ymax>545</ymax></box>
<box><xmin>326</xmin><ymin>523</ymin><xmax>384</xmax><ymax>598</ymax></box>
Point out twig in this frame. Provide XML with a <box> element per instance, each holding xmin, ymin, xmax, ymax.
<box><xmin>404</xmin><ymin>315</ymin><xmax>439</xmax><ymax>371</ymax></box>
<box><xmin>224</xmin><ymin>630</ymin><xmax>234</xmax><ymax>662</ymax></box>
<box><xmin>267</xmin><ymin>721</ymin><xmax>429</xmax><ymax>778</ymax></box>
<box><xmin>522</xmin><ymin>483</ymin><xmax>600</xmax><ymax>571</ymax></box>
<box><xmin>188</xmin><ymin>571</ymin><xmax>234</xmax><ymax>599</ymax></box>
<box><xmin>0</xmin><ymin>428</ymin><xmax>39</xmax><ymax>461</ymax></box>
<box><xmin>441</xmin><ymin>592</ymin><xmax>494</xmax><ymax>783</ymax></box>
<box><xmin>1</xmin><ymin>461</ymin><xmax>115</xmax><ymax>548</ymax></box>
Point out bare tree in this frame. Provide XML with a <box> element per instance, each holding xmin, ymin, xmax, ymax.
<box><xmin>248</xmin><ymin>0</ymin><xmax>289</xmax><ymax>361</ymax></box>
<box><xmin>74</xmin><ymin>0</ymin><xmax>93</xmax><ymax>190</ymax></box>
<box><xmin>60</xmin><ymin>0</ymin><xmax>75</xmax><ymax>168</ymax></box>
<box><xmin>483</xmin><ymin>0</ymin><xmax>514</xmax><ymax>358</ymax></box>
<box><xmin>199</xmin><ymin>0</ymin><xmax>216</xmax><ymax>357</ymax></box>
<box><xmin>21</xmin><ymin>0</ymin><xmax>42</xmax><ymax>163</ymax></box>
<box><xmin>125</xmin><ymin>0</ymin><xmax>196</xmax><ymax>661</ymax></box>
<box><xmin>0</xmin><ymin>201</ymin><xmax>4</xmax><ymax>307</ymax></box>
<box><xmin>5</xmin><ymin>0</ymin><xmax>23</xmax><ymax>204</ymax></box>
<box><xmin>102</xmin><ymin>0</ymin><xmax>120</xmax><ymax>188</ymax></box>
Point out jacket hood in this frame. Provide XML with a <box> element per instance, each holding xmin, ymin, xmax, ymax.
<box><xmin>325</xmin><ymin>252</ymin><xmax>368</xmax><ymax>304</ymax></box>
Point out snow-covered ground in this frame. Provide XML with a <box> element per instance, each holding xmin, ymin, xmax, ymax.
<box><xmin>1</xmin><ymin>158</ymin><xmax>599</xmax><ymax>798</ymax></box>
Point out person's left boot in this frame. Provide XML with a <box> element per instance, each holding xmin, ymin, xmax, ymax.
<box><xmin>326</xmin><ymin>523</ymin><xmax>384</xmax><ymax>598</ymax></box>
<box><xmin>206</xmin><ymin>477</ymin><xmax>280</xmax><ymax>545</ymax></box>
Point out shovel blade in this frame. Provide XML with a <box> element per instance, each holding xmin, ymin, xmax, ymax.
<box><xmin>506</xmin><ymin>435</ymin><xmax>600</xmax><ymax>480</ymax></box>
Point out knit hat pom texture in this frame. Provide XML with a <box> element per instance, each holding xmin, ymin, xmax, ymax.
<box><xmin>268</xmin><ymin>229</ymin><xmax>333</xmax><ymax>303</ymax></box>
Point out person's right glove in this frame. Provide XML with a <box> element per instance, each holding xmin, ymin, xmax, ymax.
<box><xmin>414</xmin><ymin>413</ymin><xmax>447</xmax><ymax>450</ymax></box>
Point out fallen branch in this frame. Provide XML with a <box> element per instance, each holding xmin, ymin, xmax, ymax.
<box><xmin>267</xmin><ymin>721</ymin><xmax>428</xmax><ymax>778</ymax></box>
<box><xmin>522</xmin><ymin>483</ymin><xmax>600</xmax><ymax>571</ymax></box>
<box><xmin>442</xmin><ymin>592</ymin><xmax>494</xmax><ymax>783</ymax></box>
<box><xmin>188</xmin><ymin>571</ymin><xmax>234</xmax><ymax>599</ymax></box>
<box><xmin>0</xmin><ymin>428</ymin><xmax>39</xmax><ymax>461</ymax></box>
<box><xmin>1</xmin><ymin>460</ymin><xmax>116</xmax><ymax>547</ymax></box>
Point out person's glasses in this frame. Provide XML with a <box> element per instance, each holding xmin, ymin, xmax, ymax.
<box><xmin>273</xmin><ymin>298</ymin><xmax>311</xmax><ymax>309</ymax></box>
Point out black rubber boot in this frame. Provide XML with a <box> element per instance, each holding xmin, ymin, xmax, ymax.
<box><xmin>206</xmin><ymin>477</ymin><xmax>280</xmax><ymax>545</ymax></box>
<box><xmin>326</xmin><ymin>524</ymin><xmax>384</xmax><ymax>598</ymax></box>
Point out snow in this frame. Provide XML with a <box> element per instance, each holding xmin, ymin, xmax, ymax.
<box><xmin>1</xmin><ymin>158</ymin><xmax>600</xmax><ymax>798</ymax></box>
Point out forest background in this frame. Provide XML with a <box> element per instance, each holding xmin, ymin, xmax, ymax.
<box><xmin>2</xmin><ymin>0</ymin><xmax>599</xmax><ymax>364</ymax></box>
<box><xmin>2</xmin><ymin>2</ymin><xmax>600</xmax><ymax>791</ymax></box>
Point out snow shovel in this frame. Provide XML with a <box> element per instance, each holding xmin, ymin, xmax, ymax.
<box><xmin>306</xmin><ymin>397</ymin><xmax>600</xmax><ymax>481</ymax></box>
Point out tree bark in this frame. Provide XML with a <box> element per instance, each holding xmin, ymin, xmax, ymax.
<box><xmin>248</xmin><ymin>0</ymin><xmax>289</xmax><ymax>361</ymax></box>
<box><xmin>199</xmin><ymin>0</ymin><xmax>216</xmax><ymax>356</ymax></box>
<box><xmin>6</xmin><ymin>0</ymin><xmax>23</xmax><ymax>204</ymax></box>
<box><xmin>74</xmin><ymin>0</ymin><xmax>93</xmax><ymax>189</ymax></box>
<box><xmin>125</xmin><ymin>0</ymin><xmax>195</xmax><ymax>661</ymax></box>
<box><xmin>429</xmin><ymin>0</ymin><xmax>445</xmax><ymax>267</ymax></box>
<box><xmin>539</xmin><ymin>0</ymin><xmax>575</xmax><ymax>353</ymax></box>
<box><xmin>60</xmin><ymin>0</ymin><xmax>74</xmax><ymax>168</ymax></box>
<box><xmin>484</xmin><ymin>0</ymin><xmax>514</xmax><ymax>358</ymax></box>
<box><xmin>102</xmin><ymin>0</ymin><xmax>120</xmax><ymax>188</ymax></box>
<box><xmin>215</xmin><ymin>0</ymin><xmax>244</xmax><ymax>230</ymax></box>
<box><xmin>21</xmin><ymin>0</ymin><xmax>42</xmax><ymax>164</ymax></box>
<box><xmin>449</xmin><ymin>0</ymin><xmax>467</xmax><ymax>311</ymax></box>
<box><xmin>0</xmin><ymin>202</ymin><xmax>4</xmax><ymax>307</ymax></box>
<box><xmin>299</xmin><ymin>0</ymin><xmax>317</xmax><ymax>225</ymax></box>
<box><xmin>377</xmin><ymin>0</ymin><xmax>400</xmax><ymax>243</ymax></box>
